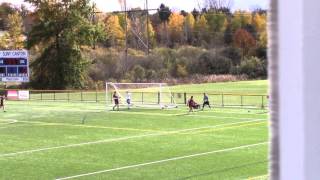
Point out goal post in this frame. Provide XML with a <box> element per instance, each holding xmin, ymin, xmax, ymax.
<box><xmin>105</xmin><ymin>82</ymin><xmax>177</xmax><ymax>109</ymax></box>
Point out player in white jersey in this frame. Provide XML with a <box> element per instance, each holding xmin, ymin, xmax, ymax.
<box><xmin>126</xmin><ymin>91</ymin><xmax>132</xmax><ymax>109</ymax></box>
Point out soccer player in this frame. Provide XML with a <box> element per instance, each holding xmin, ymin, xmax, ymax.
<box><xmin>112</xmin><ymin>91</ymin><xmax>120</xmax><ymax>111</ymax></box>
<box><xmin>0</xmin><ymin>95</ymin><xmax>5</xmax><ymax>112</ymax></box>
<box><xmin>202</xmin><ymin>93</ymin><xmax>211</xmax><ymax>110</ymax></box>
<box><xmin>187</xmin><ymin>96</ymin><xmax>200</xmax><ymax>112</ymax></box>
<box><xmin>126</xmin><ymin>91</ymin><xmax>132</xmax><ymax>109</ymax></box>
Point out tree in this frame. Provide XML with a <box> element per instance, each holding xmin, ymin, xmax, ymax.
<box><xmin>0</xmin><ymin>12</ymin><xmax>25</xmax><ymax>49</ymax></box>
<box><xmin>202</xmin><ymin>0</ymin><xmax>233</xmax><ymax>11</ymax></box>
<box><xmin>205</xmin><ymin>12</ymin><xmax>227</xmax><ymax>33</ymax></box>
<box><xmin>231</xmin><ymin>10</ymin><xmax>252</xmax><ymax>30</ymax></box>
<box><xmin>104</xmin><ymin>15</ymin><xmax>125</xmax><ymax>47</ymax></box>
<box><xmin>197</xmin><ymin>52</ymin><xmax>232</xmax><ymax>74</ymax></box>
<box><xmin>184</xmin><ymin>13</ymin><xmax>195</xmax><ymax>44</ymax></box>
<box><xmin>26</xmin><ymin>0</ymin><xmax>105</xmax><ymax>89</ymax></box>
<box><xmin>159</xmin><ymin>4</ymin><xmax>171</xmax><ymax>23</ymax></box>
<box><xmin>145</xmin><ymin>20</ymin><xmax>156</xmax><ymax>47</ymax></box>
<box><xmin>252</xmin><ymin>13</ymin><xmax>267</xmax><ymax>48</ymax></box>
<box><xmin>132</xmin><ymin>65</ymin><xmax>145</xmax><ymax>82</ymax></box>
<box><xmin>168</xmin><ymin>13</ymin><xmax>184</xmax><ymax>45</ymax></box>
<box><xmin>233</xmin><ymin>28</ymin><xmax>256</xmax><ymax>60</ymax></box>
<box><xmin>194</xmin><ymin>15</ymin><xmax>209</xmax><ymax>45</ymax></box>
<box><xmin>252</xmin><ymin>13</ymin><xmax>266</xmax><ymax>33</ymax></box>
<box><xmin>224</xmin><ymin>24</ymin><xmax>233</xmax><ymax>44</ymax></box>
<box><xmin>191</xmin><ymin>8</ymin><xmax>200</xmax><ymax>20</ymax></box>
<box><xmin>239</xmin><ymin>56</ymin><xmax>267</xmax><ymax>78</ymax></box>
<box><xmin>158</xmin><ymin>4</ymin><xmax>171</xmax><ymax>45</ymax></box>
<box><xmin>0</xmin><ymin>3</ymin><xmax>15</xmax><ymax>30</ymax></box>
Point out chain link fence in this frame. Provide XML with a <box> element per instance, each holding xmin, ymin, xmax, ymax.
<box><xmin>12</xmin><ymin>90</ymin><xmax>269</xmax><ymax>109</ymax></box>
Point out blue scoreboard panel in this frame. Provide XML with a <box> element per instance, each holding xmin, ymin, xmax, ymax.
<box><xmin>0</xmin><ymin>50</ymin><xmax>29</xmax><ymax>82</ymax></box>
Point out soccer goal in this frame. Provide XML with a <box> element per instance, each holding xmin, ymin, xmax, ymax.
<box><xmin>106</xmin><ymin>82</ymin><xmax>177</xmax><ymax>109</ymax></box>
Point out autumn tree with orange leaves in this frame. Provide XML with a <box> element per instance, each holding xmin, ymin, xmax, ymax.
<box><xmin>233</xmin><ymin>28</ymin><xmax>256</xmax><ymax>60</ymax></box>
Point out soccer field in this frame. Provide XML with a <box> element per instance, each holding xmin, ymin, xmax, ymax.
<box><xmin>0</xmin><ymin>100</ymin><xmax>268</xmax><ymax>180</ymax></box>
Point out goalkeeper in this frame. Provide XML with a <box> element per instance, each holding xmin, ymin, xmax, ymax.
<box><xmin>112</xmin><ymin>91</ymin><xmax>120</xmax><ymax>111</ymax></box>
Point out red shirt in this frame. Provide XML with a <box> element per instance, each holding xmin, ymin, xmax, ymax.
<box><xmin>188</xmin><ymin>99</ymin><xmax>195</xmax><ymax>107</ymax></box>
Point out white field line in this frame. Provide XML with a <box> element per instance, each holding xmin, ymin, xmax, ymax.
<box><xmin>0</xmin><ymin>119</ymin><xmax>164</xmax><ymax>132</ymax></box>
<box><xmin>56</xmin><ymin>142</ymin><xmax>269</xmax><ymax>180</ymax></box>
<box><xmin>0</xmin><ymin>124</ymin><xmax>35</xmax><ymax>129</ymax></box>
<box><xmin>0</xmin><ymin>119</ymin><xmax>266</xmax><ymax>158</ymax></box>
<box><xmin>247</xmin><ymin>174</ymin><xmax>269</xmax><ymax>180</ymax></box>
<box><xmin>109</xmin><ymin>111</ymin><xmax>267</xmax><ymax>121</ymax></box>
<box><xmin>179</xmin><ymin>121</ymin><xmax>267</xmax><ymax>135</ymax></box>
<box><xmin>0</xmin><ymin>119</ymin><xmax>18</xmax><ymax>126</ymax></box>
<box><xmin>16</xmin><ymin>120</ymin><xmax>165</xmax><ymax>133</ymax></box>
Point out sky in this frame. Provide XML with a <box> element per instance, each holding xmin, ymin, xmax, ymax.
<box><xmin>0</xmin><ymin>0</ymin><xmax>269</xmax><ymax>12</ymax></box>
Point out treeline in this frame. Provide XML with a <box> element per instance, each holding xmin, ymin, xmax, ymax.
<box><xmin>86</xmin><ymin>46</ymin><xmax>266</xmax><ymax>88</ymax></box>
<box><xmin>0</xmin><ymin>1</ymin><xmax>267</xmax><ymax>89</ymax></box>
<box><xmin>103</xmin><ymin>4</ymin><xmax>267</xmax><ymax>54</ymax></box>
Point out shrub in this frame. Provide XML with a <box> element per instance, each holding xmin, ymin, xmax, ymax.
<box><xmin>145</xmin><ymin>69</ymin><xmax>157</xmax><ymax>80</ymax></box>
<box><xmin>197</xmin><ymin>52</ymin><xmax>232</xmax><ymax>74</ymax></box>
<box><xmin>239</xmin><ymin>56</ymin><xmax>267</xmax><ymax>78</ymax></box>
<box><xmin>132</xmin><ymin>65</ymin><xmax>146</xmax><ymax>82</ymax></box>
<box><xmin>222</xmin><ymin>47</ymin><xmax>242</xmax><ymax>65</ymax></box>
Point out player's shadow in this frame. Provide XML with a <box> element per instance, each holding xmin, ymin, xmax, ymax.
<box><xmin>175</xmin><ymin>160</ymin><xmax>268</xmax><ymax>180</ymax></box>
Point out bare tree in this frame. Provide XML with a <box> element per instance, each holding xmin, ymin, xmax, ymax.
<box><xmin>202</xmin><ymin>0</ymin><xmax>234</xmax><ymax>11</ymax></box>
<box><xmin>118</xmin><ymin>0</ymin><xmax>125</xmax><ymax>11</ymax></box>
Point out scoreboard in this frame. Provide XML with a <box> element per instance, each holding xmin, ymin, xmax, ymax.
<box><xmin>0</xmin><ymin>50</ymin><xmax>29</xmax><ymax>82</ymax></box>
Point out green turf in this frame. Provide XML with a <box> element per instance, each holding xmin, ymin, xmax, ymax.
<box><xmin>0</xmin><ymin>100</ymin><xmax>269</xmax><ymax>180</ymax></box>
<box><xmin>169</xmin><ymin>80</ymin><xmax>268</xmax><ymax>94</ymax></box>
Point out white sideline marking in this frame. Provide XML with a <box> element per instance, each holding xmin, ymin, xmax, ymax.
<box><xmin>56</xmin><ymin>142</ymin><xmax>268</xmax><ymax>180</ymax></box>
<box><xmin>17</xmin><ymin>120</ymin><xmax>164</xmax><ymax>133</ymax></box>
<box><xmin>110</xmin><ymin>111</ymin><xmax>266</xmax><ymax>121</ymax></box>
<box><xmin>0</xmin><ymin>119</ymin><xmax>265</xmax><ymax>158</ymax></box>
<box><xmin>0</xmin><ymin>119</ymin><xmax>18</xmax><ymax>125</ymax></box>
<box><xmin>0</xmin><ymin>119</ymin><xmax>164</xmax><ymax>133</ymax></box>
<box><xmin>247</xmin><ymin>174</ymin><xmax>269</xmax><ymax>180</ymax></box>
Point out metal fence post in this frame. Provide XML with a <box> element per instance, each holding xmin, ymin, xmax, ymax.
<box><xmin>171</xmin><ymin>93</ymin><xmax>173</xmax><ymax>103</ymax></box>
<box><xmin>53</xmin><ymin>91</ymin><xmax>56</xmax><ymax>101</ymax></box>
<box><xmin>96</xmin><ymin>91</ymin><xmax>98</xmax><ymax>102</ymax></box>
<box><xmin>241</xmin><ymin>95</ymin><xmax>243</xmax><ymax>107</ymax></box>
<box><xmin>81</xmin><ymin>90</ymin><xmax>83</xmax><ymax>101</ymax></box>
<box><xmin>184</xmin><ymin>92</ymin><xmax>187</xmax><ymax>104</ymax></box>
<box><xmin>222</xmin><ymin>93</ymin><xmax>224</xmax><ymax>107</ymax></box>
<box><xmin>41</xmin><ymin>92</ymin><xmax>42</xmax><ymax>100</ymax></box>
<box><xmin>158</xmin><ymin>91</ymin><xmax>160</xmax><ymax>104</ymax></box>
<box><xmin>67</xmin><ymin>91</ymin><xmax>70</xmax><ymax>102</ymax></box>
<box><xmin>261</xmin><ymin>95</ymin><xmax>264</xmax><ymax>109</ymax></box>
<box><xmin>142</xmin><ymin>92</ymin><xmax>144</xmax><ymax>104</ymax></box>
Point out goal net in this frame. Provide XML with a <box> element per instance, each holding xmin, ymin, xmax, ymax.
<box><xmin>106</xmin><ymin>82</ymin><xmax>177</xmax><ymax>109</ymax></box>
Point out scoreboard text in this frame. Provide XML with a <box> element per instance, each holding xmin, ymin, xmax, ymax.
<box><xmin>0</xmin><ymin>50</ymin><xmax>29</xmax><ymax>82</ymax></box>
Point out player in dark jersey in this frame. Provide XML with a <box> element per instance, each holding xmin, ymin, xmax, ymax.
<box><xmin>187</xmin><ymin>96</ymin><xmax>200</xmax><ymax>112</ymax></box>
<box><xmin>202</xmin><ymin>93</ymin><xmax>211</xmax><ymax>110</ymax></box>
<box><xmin>0</xmin><ymin>95</ymin><xmax>5</xmax><ymax>112</ymax></box>
<box><xmin>112</xmin><ymin>91</ymin><xmax>120</xmax><ymax>111</ymax></box>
